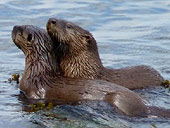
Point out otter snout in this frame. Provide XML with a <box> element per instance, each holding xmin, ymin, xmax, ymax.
<box><xmin>12</xmin><ymin>25</ymin><xmax>26</xmax><ymax>50</ymax></box>
<box><xmin>12</xmin><ymin>25</ymin><xmax>23</xmax><ymax>42</ymax></box>
<box><xmin>47</xmin><ymin>18</ymin><xmax>63</xmax><ymax>31</ymax></box>
<box><xmin>47</xmin><ymin>18</ymin><xmax>58</xmax><ymax>33</ymax></box>
<box><xmin>46</xmin><ymin>18</ymin><xmax>59</xmax><ymax>40</ymax></box>
<box><xmin>48</xmin><ymin>18</ymin><xmax>58</xmax><ymax>25</ymax></box>
<box><xmin>12</xmin><ymin>26</ymin><xmax>19</xmax><ymax>41</ymax></box>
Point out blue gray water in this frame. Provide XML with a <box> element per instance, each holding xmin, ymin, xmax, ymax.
<box><xmin>0</xmin><ymin>0</ymin><xmax>170</xmax><ymax>127</ymax></box>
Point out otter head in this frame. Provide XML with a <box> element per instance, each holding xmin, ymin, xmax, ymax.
<box><xmin>12</xmin><ymin>25</ymin><xmax>58</xmax><ymax>77</ymax></box>
<box><xmin>12</xmin><ymin>25</ymin><xmax>59</xmax><ymax>99</ymax></box>
<box><xmin>12</xmin><ymin>25</ymin><xmax>53</xmax><ymax>59</ymax></box>
<box><xmin>47</xmin><ymin>18</ymin><xmax>99</xmax><ymax>57</ymax></box>
<box><xmin>46</xmin><ymin>18</ymin><xmax>103</xmax><ymax>79</ymax></box>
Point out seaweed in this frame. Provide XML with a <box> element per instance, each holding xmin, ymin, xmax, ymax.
<box><xmin>30</xmin><ymin>101</ymin><xmax>55</xmax><ymax>112</ymax></box>
<box><xmin>8</xmin><ymin>74</ymin><xmax>20</xmax><ymax>84</ymax></box>
<box><xmin>161</xmin><ymin>79</ymin><xmax>170</xmax><ymax>87</ymax></box>
<box><xmin>47</xmin><ymin>102</ymin><xmax>54</xmax><ymax>110</ymax></box>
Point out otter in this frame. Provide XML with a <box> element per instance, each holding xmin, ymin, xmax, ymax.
<box><xmin>46</xmin><ymin>18</ymin><xmax>164</xmax><ymax>90</ymax></box>
<box><xmin>12</xmin><ymin>25</ymin><xmax>170</xmax><ymax>118</ymax></box>
<box><xmin>12</xmin><ymin>25</ymin><xmax>148</xmax><ymax>116</ymax></box>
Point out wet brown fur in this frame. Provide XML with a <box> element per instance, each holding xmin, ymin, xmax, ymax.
<box><xmin>12</xmin><ymin>25</ymin><xmax>170</xmax><ymax>117</ymax></box>
<box><xmin>47</xmin><ymin>18</ymin><xmax>164</xmax><ymax>90</ymax></box>
<box><xmin>11</xmin><ymin>25</ymin><xmax>149</xmax><ymax>117</ymax></box>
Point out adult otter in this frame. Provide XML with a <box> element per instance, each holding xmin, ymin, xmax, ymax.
<box><xmin>47</xmin><ymin>18</ymin><xmax>164</xmax><ymax>90</ymax></box>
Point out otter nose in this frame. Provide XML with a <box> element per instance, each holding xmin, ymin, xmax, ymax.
<box><xmin>49</xmin><ymin>18</ymin><xmax>57</xmax><ymax>25</ymax></box>
<box><xmin>12</xmin><ymin>25</ymin><xmax>19</xmax><ymax>34</ymax></box>
<box><xmin>12</xmin><ymin>25</ymin><xmax>23</xmax><ymax>34</ymax></box>
<box><xmin>12</xmin><ymin>25</ymin><xmax>24</xmax><ymax>41</ymax></box>
<box><xmin>12</xmin><ymin>26</ymin><xmax>20</xmax><ymax>39</ymax></box>
<box><xmin>51</xmin><ymin>20</ymin><xmax>56</xmax><ymax>24</ymax></box>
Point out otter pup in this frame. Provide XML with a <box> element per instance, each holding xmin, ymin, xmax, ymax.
<box><xmin>47</xmin><ymin>18</ymin><xmax>164</xmax><ymax>90</ymax></box>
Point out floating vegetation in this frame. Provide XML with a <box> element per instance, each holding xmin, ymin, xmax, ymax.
<box><xmin>8</xmin><ymin>74</ymin><xmax>20</xmax><ymax>84</ymax></box>
<box><xmin>29</xmin><ymin>102</ymin><xmax>74</xmax><ymax>122</ymax></box>
<box><xmin>30</xmin><ymin>101</ymin><xmax>55</xmax><ymax>112</ymax></box>
<box><xmin>161</xmin><ymin>80</ymin><xmax>170</xmax><ymax>90</ymax></box>
<box><xmin>37</xmin><ymin>101</ymin><xmax>46</xmax><ymax>109</ymax></box>
<box><xmin>47</xmin><ymin>102</ymin><xmax>54</xmax><ymax>110</ymax></box>
<box><xmin>30</xmin><ymin>104</ymin><xmax>37</xmax><ymax>111</ymax></box>
<box><xmin>161</xmin><ymin>80</ymin><xmax>169</xmax><ymax>87</ymax></box>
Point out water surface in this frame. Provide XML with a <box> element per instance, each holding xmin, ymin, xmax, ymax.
<box><xmin>1</xmin><ymin>0</ymin><xmax>170</xmax><ymax>127</ymax></box>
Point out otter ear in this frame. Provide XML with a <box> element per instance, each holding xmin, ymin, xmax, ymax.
<box><xmin>82</xmin><ymin>34</ymin><xmax>92</xmax><ymax>43</ymax></box>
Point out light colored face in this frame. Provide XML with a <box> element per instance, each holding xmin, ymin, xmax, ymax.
<box><xmin>12</xmin><ymin>25</ymin><xmax>52</xmax><ymax>56</ymax></box>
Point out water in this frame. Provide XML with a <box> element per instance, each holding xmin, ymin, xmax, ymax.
<box><xmin>0</xmin><ymin>0</ymin><xmax>170</xmax><ymax>127</ymax></box>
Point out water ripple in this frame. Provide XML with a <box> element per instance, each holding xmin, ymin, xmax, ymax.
<box><xmin>1</xmin><ymin>0</ymin><xmax>170</xmax><ymax>127</ymax></box>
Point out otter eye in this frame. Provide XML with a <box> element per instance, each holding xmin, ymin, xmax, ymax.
<box><xmin>27</xmin><ymin>34</ymin><xmax>32</xmax><ymax>42</ymax></box>
<box><xmin>66</xmin><ymin>24</ymin><xmax>72</xmax><ymax>29</ymax></box>
<box><xmin>84</xmin><ymin>35</ymin><xmax>91</xmax><ymax>40</ymax></box>
<box><xmin>83</xmin><ymin>35</ymin><xmax>91</xmax><ymax>40</ymax></box>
